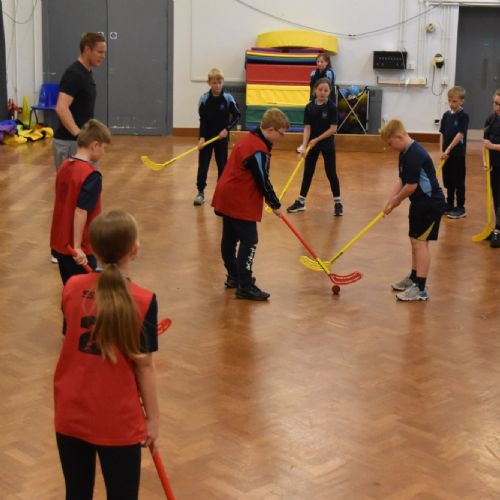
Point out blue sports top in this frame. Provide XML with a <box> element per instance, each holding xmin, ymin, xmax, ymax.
<box><xmin>309</xmin><ymin>68</ymin><xmax>335</xmax><ymax>97</ymax></box>
<box><xmin>198</xmin><ymin>89</ymin><xmax>240</xmax><ymax>138</ymax></box>
<box><xmin>439</xmin><ymin>108</ymin><xmax>469</xmax><ymax>157</ymax></box>
<box><xmin>304</xmin><ymin>99</ymin><xmax>337</xmax><ymax>145</ymax></box>
<box><xmin>484</xmin><ymin>113</ymin><xmax>500</xmax><ymax>165</ymax></box>
<box><xmin>399</xmin><ymin>141</ymin><xmax>443</xmax><ymax>204</ymax></box>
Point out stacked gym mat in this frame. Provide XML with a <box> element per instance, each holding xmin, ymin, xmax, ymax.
<box><xmin>245</xmin><ymin>49</ymin><xmax>317</xmax><ymax>132</ymax></box>
<box><xmin>244</xmin><ymin>30</ymin><xmax>338</xmax><ymax>132</ymax></box>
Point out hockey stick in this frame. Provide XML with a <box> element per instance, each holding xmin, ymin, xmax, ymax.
<box><xmin>300</xmin><ymin>212</ymin><xmax>384</xmax><ymax>271</ymax></box>
<box><xmin>472</xmin><ymin>149</ymin><xmax>494</xmax><ymax>242</ymax></box>
<box><xmin>435</xmin><ymin>158</ymin><xmax>446</xmax><ymax>177</ymax></box>
<box><xmin>141</xmin><ymin>135</ymin><xmax>221</xmax><ymax>171</ymax></box>
<box><xmin>157</xmin><ymin>318</ymin><xmax>172</xmax><ymax>335</ymax></box>
<box><xmin>149</xmin><ymin>444</ymin><xmax>176</xmax><ymax>499</ymax></box>
<box><xmin>280</xmin><ymin>214</ymin><xmax>362</xmax><ymax>294</ymax></box>
<box><xmin>264</xmin><ymin>145</ymin><xmax>311</xmax><ymax>214</ymax></box>
<box><xmin>64</xmin><ymin>243</ymin><xmax>94</xmax><ymax>273</ymax></box>
<box><xmin>65</xmin><ymin>244</ymin><xmax>172</xmax><ymax>335</ymax></box>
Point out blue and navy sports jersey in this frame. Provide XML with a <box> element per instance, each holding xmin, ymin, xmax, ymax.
<box><xmin>198</xmin><ymin>89</ymin><xmax>240</xmax><ymax>138</ymax></box>
<box><xmin>484</xmin><ymin>114</ymin><xmax>500</xmax><ymax>165</ymax></box>
<box><xmin>309</xmin><ymin>68</ymin><xmax>335</xmax><ymax>96</ymax></box>
<box><xmin>399</xmin><ymin>141</ymin><xmax>443</xmax><ymax>204</ymax></box>
<box><xmin>76</xmin><ymin>170</ymin><xmax>102</xmax><ymax>211</ymax></box>
<box><xmin>439</xmin><ymin>108</ymin><xmax>469</xmax><ymax>157</ymax></box>
<box><xmin>243</xmin><ymin>128</ymin><xmax>280</xmax><ymax>210</ymax></box>
<box><xmin>304</xmin><ymin>99</ymin><xmax>338</xmax><ymax>144</ymax></box>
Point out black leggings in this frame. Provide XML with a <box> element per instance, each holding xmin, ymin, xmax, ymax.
<box><xmin>221</xmin><ymin>216</ymin><xmax>258</xmax><ymax>286</ymax></box>
<box><xmin>196</xmin><ymin>138</ymin><xmax>228</xmax><ymax>192</ymax></box>
<box><xmin>56</xmin><ymin>433</ymin><xmax>141</xmax><ymax>500</ymax></box>
<box><xmin>300</xmin><ymin>142</ymin><xmax>340</xmax><ymax>198</ymax></box>
<box><xmin>491</xmin><ymin>162</ymin><xmax>500</xmax><ymax>229</ymax></box>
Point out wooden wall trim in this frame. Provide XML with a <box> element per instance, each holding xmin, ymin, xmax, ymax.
<box><xmin>411</xmin><ymin>133</ymin><xmax>440</xmax><ymax>143</ymax></box>
<box><xmin>172</xmin><ymin>128</ymin><xmax>199</xmax><ymax>137</ymax></box>
<box><xmin>172</xmin><ymin>128</ymin><xmax>440</xmax><ymax>149</ymax></box>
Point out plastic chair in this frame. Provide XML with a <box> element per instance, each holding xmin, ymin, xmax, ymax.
<box><xmin>30</xmin><ymin>83</ymin><xmax>60</xmax><ymax>125</ymax></box>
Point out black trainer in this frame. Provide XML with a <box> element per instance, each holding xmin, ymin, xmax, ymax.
<box><xmin>224</xmin><ymin>275</ymin><xmax>238</xmax><ymax>288</ymax></box>
<box><xmin>491</xmin><ymin>231</ymin><xmax>500</xmax><ymax>248</ymax></box>
<box><xmin>287</xmin><ymin>199</ymin><xmax>305</xmax><ymax>213</ymax></box>
<box><xmin>447</xmin><ymin>207</ymin><xmax>466</xmax><ymax>219</ymax></box>
<box><xmin>235</xmin><ymin>283</ymin><xmax>270</xmax><ymax>301</ymax></box>
<box><xmin>334</xmin><ymin>202</ymin><xmax>343</xmax><ymax>216</ymax></box>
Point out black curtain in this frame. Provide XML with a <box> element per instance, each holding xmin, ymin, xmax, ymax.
<box><xmin>0</xmin><ymin>1</ymin><xmax>7</xmax><ymax>120</ymax></box>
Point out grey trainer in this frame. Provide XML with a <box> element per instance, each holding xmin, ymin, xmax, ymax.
<box><xmin>193</xmin><ymin>192</ymin><xmax>205</xmax><ymax>206</ymax></box>
<box><xmin>391</xmin><ymin>275</ymin><xmax>414</xmax><ymax>291</ymax></box>
<box><xmin>396</xmin><ymin>283</ymin><xmax>429</xmax><ymax>301</ymax></box>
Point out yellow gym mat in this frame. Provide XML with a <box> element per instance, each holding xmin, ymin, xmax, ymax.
<box><xmin>257</xmin><ymin>30</ymin><xmax>338</xmax><ymax>55</ymax></box>
<box><xmin>246</xmin><ymin>84</ymin><xmax>310</xmax><ymax>107</ymax></box>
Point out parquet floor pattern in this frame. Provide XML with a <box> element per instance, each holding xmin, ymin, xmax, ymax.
<box><xmin>1</xmin><ymin>136</ymin><xmax>499</xmax><ymax>499</ymax></box>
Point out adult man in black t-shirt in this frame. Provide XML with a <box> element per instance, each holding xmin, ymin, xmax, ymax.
<box><xmin>53</xmin><ymin>32</ymin><xmax>107</xmax><ymax>170</ymax></box>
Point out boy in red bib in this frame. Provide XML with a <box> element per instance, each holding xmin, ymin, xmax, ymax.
<box><xmin>50</xmin><ymin>119</ymin><xmax>111</xmax><ymax>284</ymax></box>
<box><xmin>212</xmin><ymin>108</ymin><xmax>289</xmax><ymax>300</ymax></box>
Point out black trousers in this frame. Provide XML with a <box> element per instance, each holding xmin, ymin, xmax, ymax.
<box><xmin>300</xmin><ymin>142</ymin><xmax>340</xmax><ymax>198</ymax></box>
<box><xmin>491</xmin><ymin>162</ymin><xmax>500</xmax><ymax>229</ymax></box>
<box><xmin>221</xmin><ymin>216</ymin><xmax>258</xmax><ymax>286</ymax></box>
<box><xmin>196</xmin><ymin>138</ymin><xmax>228</xmax><ymax>192</ymax></box>
<box><xmin>52</xmin><ymin>250</ymin><xmax>97</xmax><ymax>285</ymax></box>
<box><xmin>442</xmin><ymin>156</ymin><xmax>466</xmax><ymax>208</ymax></box>
<box><xmin>56</xmin><ymin>433</ymin><xmax>141</xmax><ymax>500</ymax></box>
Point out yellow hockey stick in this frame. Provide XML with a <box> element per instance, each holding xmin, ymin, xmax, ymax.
<box><xmin>264</xmin><ymin>145</ymin><xmax>311</xmax><ymax>214</ymax></box>
<box><xmin>472</xmin><ymin>149</ymin><xmax>494</xmax><ymax>242</ymax></box>
<box><xmin>435</xmin><ymin>158</ymin><xmax>446</xmax><ymax>177</ymax></box>
<box><xmin>300</xmin><ymin>212</ymin><xmax>385</xmax><ymax>271</ymax></box>
<box><xmin>141</xmin><ymin>135</ymin><xmax>221</xmax><ymax>171</ymax></box>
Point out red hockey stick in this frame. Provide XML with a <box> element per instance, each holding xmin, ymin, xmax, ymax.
<box><xmin>149</xmin><ymin>444</ymin><xmax>176</xmax><ymax>499</ymax></box>
<box><xmin>279</xmin><ymin>214</ymin><xmax>362</xmax><ymax>294</ymax></box>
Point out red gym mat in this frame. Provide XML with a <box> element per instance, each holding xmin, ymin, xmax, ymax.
<box><xmin>246</xmin><ymin>64</ymin><xmax>316</xmax><ymax>86</ymax></box>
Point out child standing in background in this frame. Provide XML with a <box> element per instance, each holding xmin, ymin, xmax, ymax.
<box><xmin>439</xmin><ymin>86</ymin><xmax>469</xmax><ymax>218</ymax></box>
<box><xmin>54</xmin><ymin>210</ymin><xmax>160</xmax><ymax>500</ymax></box>
<box><xmin>309</xmin><ymin>53</ymin><xmax>335</xmax><ymax>99</ymax></box>
<box><xmin>483</xmin><ymin>88</ymin><xmax>500</xmax><ymax>248</ymax></box>
<box><xmin>288</xmin><ymin>78</ymin><xmax>343</xmax><ymax>216</ymax></box>
<box><xmin>194</xmin><ymin>68</ymin><xmax>240</xmax><ymax>206</ymax></box>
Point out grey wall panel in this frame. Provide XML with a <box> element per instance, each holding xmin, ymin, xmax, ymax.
<box><xmin>107</xmin><ymin>0</ymin><xmax>168</xmax><ymax>135</ymax></box>
<box><xmin>42</xmin><ymin>0</ymin><xmax>108</xmax><ymax>124</ymax></box>
<box><xmin>455</xmin><ymin>7</ymin><xmax>500</xmax><ymax>128</ymax></box>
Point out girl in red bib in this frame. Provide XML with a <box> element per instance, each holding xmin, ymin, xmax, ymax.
<box><xmin>54</xmin><ymin>210</ymin><xmax>160</xmax><ymax>500</ymax></box>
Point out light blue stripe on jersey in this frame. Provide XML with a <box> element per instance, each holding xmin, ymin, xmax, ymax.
<box><xmin>419</xmin><ymin>169</ymin><xmax>432</xmax><ymax>197</ymax></box>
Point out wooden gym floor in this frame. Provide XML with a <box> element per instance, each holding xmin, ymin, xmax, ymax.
<box><xmin>1</xmin><ymin>135</ymin><xmax>499</xmax><ymax>499</ymax></box>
